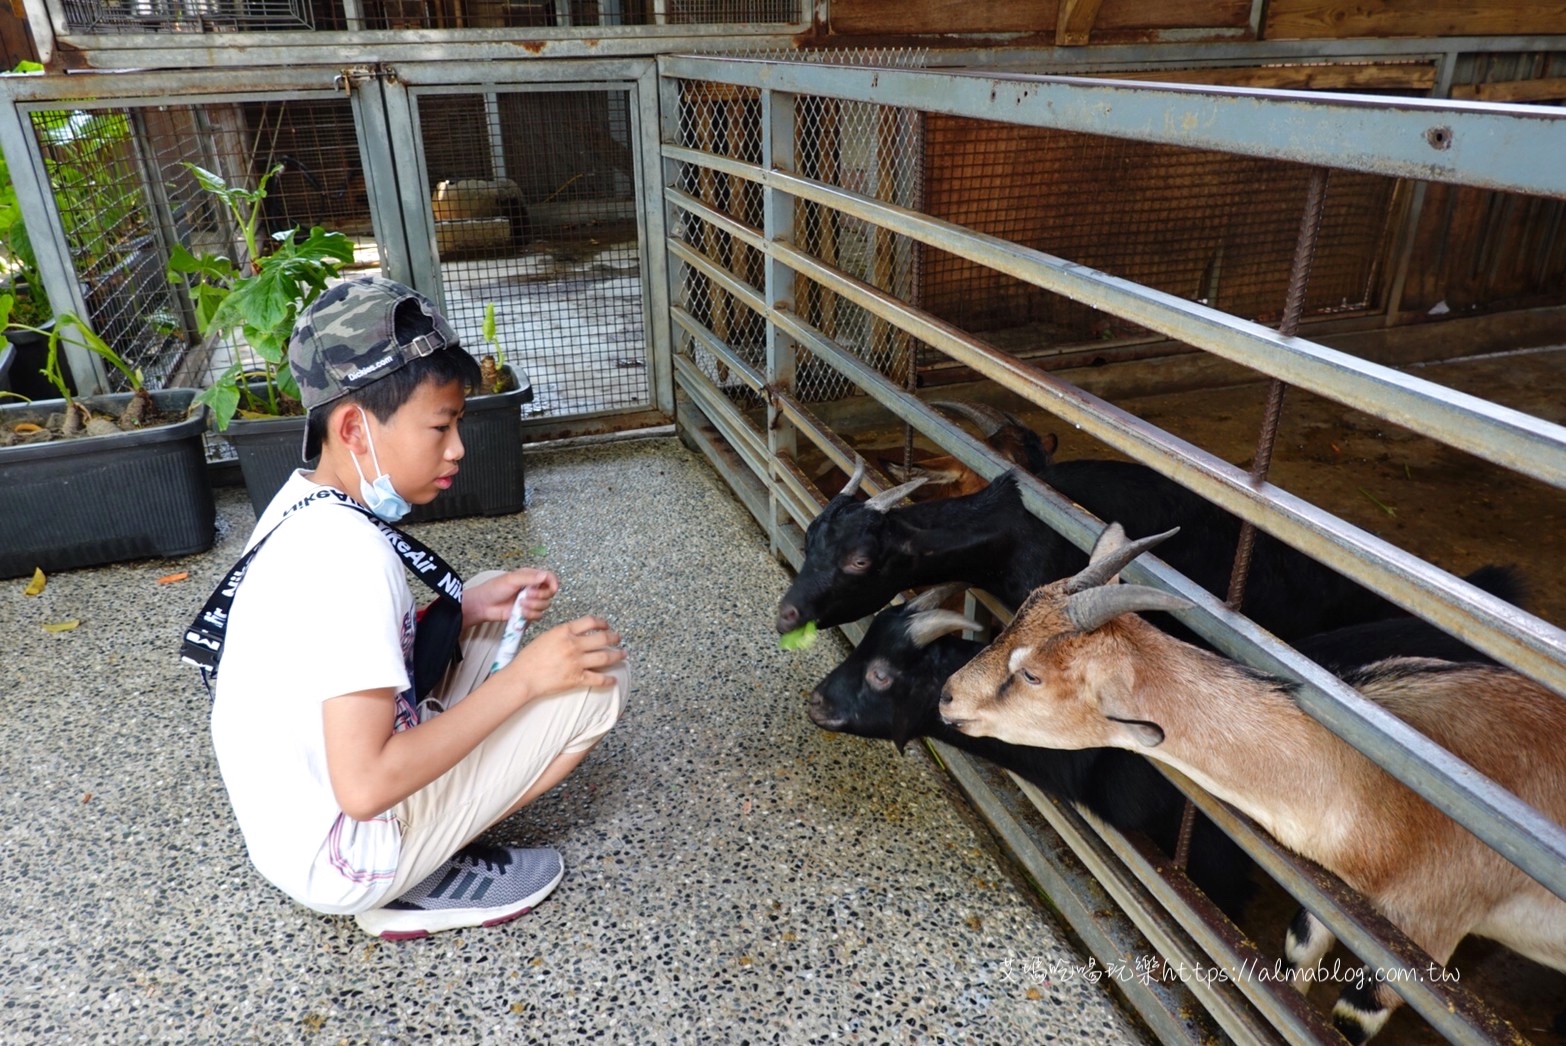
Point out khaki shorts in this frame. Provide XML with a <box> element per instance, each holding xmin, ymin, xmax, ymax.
<box><xmin>374</xmin><ymin>572</ymin><xmax>627</xmax><ymax>905</ymax></box>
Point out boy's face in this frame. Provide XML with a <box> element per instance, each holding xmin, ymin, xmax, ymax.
<box><xmin>360</xmin><ymin>378</ymin><xmax>467</xmax><ymax>505</ymax></box>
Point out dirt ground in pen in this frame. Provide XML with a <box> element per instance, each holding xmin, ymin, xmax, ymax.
<box><xmin>1048</xmin><ymin>343</ymin><xmax>1566</xmax><ymax>1042</ymax></box>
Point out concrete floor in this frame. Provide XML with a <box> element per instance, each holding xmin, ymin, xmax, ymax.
<box><xmin>0</xmin><ymin>436</ymin><xmax>1144</xmax><ymax>1043</ymax></box>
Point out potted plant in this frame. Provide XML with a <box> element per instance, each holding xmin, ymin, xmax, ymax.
<box><xmin>405</xmin><ymin>302</ymin><xmax>533</xmax><ymax>523</ymax></box>
<box><xmin>0</xmin><ymin>306</ymin><xmax>215</xmax><ymax>577</ymax></box>
<box><xmin>166</xmin><ymin>161</ymin><xmax>355</xmax><ymax>514</ymax></box>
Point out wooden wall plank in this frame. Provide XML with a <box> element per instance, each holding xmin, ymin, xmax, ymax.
<box><xmin>828</xmin><ymin>0</ymin><xmax>1249</xmax><ymax>36</ymax></box>
<box><xmin>1450</xmin><ymin>75</ymin><xmax>1566</xmax><ymax>102</ymax></box>
<box><xmin>1097</xmin><ymin>63</ymin><xmax>1437</xmax><ymax>91</ymax></box>
<box><xmin>1264</xmin><ymin>0</ymin><xmax>1566</xmax><ymax>41</ymax></box>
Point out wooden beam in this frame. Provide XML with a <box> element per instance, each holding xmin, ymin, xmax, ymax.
<box><xmin>1265</xmin><ymin>0</ymin><xmax>1566</xmax><ymax>41</ymax></box>
<box><xmin>1056</xmin><ymin>0</ymin><xmax>1106</xmax><ymax>45</ymax></box>
<box><xmin>1450</xmin><ymin>76</ymin><xmax>1566</xmax><ymax>103</ymax></box>
<box><xmin>1097</xmin><ymin>62</ymin><xmax>1437</xmax><ymax>92</ymax></box>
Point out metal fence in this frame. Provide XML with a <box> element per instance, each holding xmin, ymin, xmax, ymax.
<box><xmin>660</xmin><ymin>53</ymin><xmax>1566</xmax><ymax>1043</ymax></box>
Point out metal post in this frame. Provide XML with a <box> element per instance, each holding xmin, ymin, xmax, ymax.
<box><xmin>762</xmin><ymin>83</ymin><xmax>800</xmax><ymax>559</ymax></box>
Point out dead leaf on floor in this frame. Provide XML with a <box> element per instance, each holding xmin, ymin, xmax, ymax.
<box><xmin>23</xmin><ymin>567</ymin><xmax>45</xmax><ymax>597</ymax></box>
<box><xmin>965</xmin><ymin>914</ymin><xmax>983</xmax><ymax>932</ymax></box>
<box><xmin>13</xmin><ymin>422</ymin><xmax>43</xmax><ymax>435</ymax></box>
<box><xmin>156</xmin><ymin>571</ymin><xmax>190</xmax><ymax>585</ymax></box>
<box><xmin>1026</xmin><ymin>987</ymin><xmax>1042</xmax><ymax>1000</ymax></box>
<box><xmin>82</xmin><ymin>793</ymin><xmax>92</xmax><ymax>803</ymax></box>
<box><xmin>42</xmin><ymin>620</ymin><xmax>80</xmax><ymax>633</ymax></box>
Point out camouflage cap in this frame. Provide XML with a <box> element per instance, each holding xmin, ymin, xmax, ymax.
<box><xmin>291</xmin><ymin>275</ymin><xmax>460</xmax><ymax>460</ymax></box>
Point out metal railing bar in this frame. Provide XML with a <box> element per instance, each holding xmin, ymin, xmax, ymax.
<box><xmin>666</xmin><ymin>237</ymin><xmax>767</xmax><ymax>317</ymax></box>
<box><xmin>669</xmin><ymin>186</ymin><xmax>766</xmax><ymax>254</ymax></box>
<box><xmin>662</xmin><ymin>58</ymin><xmax>1566</xmax><ymax>198</ymax></box>
<box><xmin>670</xmin><ymin>307</ymin><xmax>765</xmax><ymax>392</ymax></box>
<box><xmin>1003</xmin><ymin>774</ymin><xmax>1340</xmax><ymax>1045</ymax></box>
<box><xmin>1153</xmin><ymin>764</ymin><xmax>1528</xmax><ymax>1042</ymax></box>
<box><xmin>936</xmin><ymin>744</ymin><xmax>1244</xmax><ymax>1045</ymax></box>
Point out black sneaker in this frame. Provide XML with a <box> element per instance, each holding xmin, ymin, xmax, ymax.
<box><xmin>355</xmin><ymin>843</ymin><xmax>564</xmax><ymax>941</ymax></box>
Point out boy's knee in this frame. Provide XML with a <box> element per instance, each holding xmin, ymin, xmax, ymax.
<box><xmin>565</xmin><ymin>660</ymin><xmax>629</xmax><ymax>753</ymax></box>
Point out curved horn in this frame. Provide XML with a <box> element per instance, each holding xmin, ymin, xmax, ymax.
<box><xmin>906</xmin><ymin>609</ymin><xmax>985</xmax><ymax>648</ymax></box>
<box><xmin>904</xmin><ymin>583</ymin><xmax>967</xmax><ymax>614</ymax></box>
<box><xmin>931</xmin><ymin>400</ymin><xmax>1008</xmax><ymax>437</ymax></box>
<box><xmin>1066</xmin><ymin>525</ymin><xmax>1181</xmax><ymax>593</ymax></box>
<box><xmin>1065</xmin><ymin>584</ymin><xmax>1193</xmax><ymax>633</ymax></box>
<box><xmin>864</xmin><ymin>477</ymin><xmax>928</xmax><ymax>512</ymax></box>
<box><xmin>839</xmin><ymin>456</ymin><xmax>868</xmax><ymax>498</ymax></box>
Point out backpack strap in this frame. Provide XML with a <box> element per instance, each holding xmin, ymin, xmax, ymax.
<box><xmin>180</xmin><ymin>488</ymin><xmax>464</xmax><ymax>692</ymax></box>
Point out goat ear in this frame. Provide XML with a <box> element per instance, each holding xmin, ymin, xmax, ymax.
<box><xmin>1065</xmin><ymin>584</ymin><xmax>1193</xmax><ymax>633</ymax></box>
<box><xmin>1095</xmin><ymin>669</ymin><xmax>1166</xmax><ymax>748</ymax></box>
<box><xmin>864</xmin><ymin>478</ymin><xmax>928</xmax><ymax>512</ymax></box>
<box><xmin>1067</xmin><ymin>525</ymin><xmax>1182</xmax><ymax>593</ymax></box>
<box><xmin>905</xmin><ymin>610</ymin><xmax>983</xmax><ymax>648</ymax></box>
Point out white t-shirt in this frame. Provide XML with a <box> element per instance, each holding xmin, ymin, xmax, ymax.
<box><xmin>210</xmin><ymin>471</ymin><xmax>419</xmax><ymax>915</ymax></box>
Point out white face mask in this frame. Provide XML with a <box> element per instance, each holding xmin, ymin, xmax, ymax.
<box><xmin>350</xmin><ymin>407</ymin><xmax>412</xmax><ymax>522</ymax></box>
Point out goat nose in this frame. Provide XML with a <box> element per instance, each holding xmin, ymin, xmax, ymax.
<box><xmin>938</xmin><ymin>687</ymin><xmax>953</xmax><ymax>707</ymax></box>
<box><xmin>776</xmin><ymin>603</ymin><xmax>800</xmax><ymax>633</ymax></box>
<box><xmin>807</xmin><ymin>690</ymin><xmax>824</xmax><ymax>709</ymax></box>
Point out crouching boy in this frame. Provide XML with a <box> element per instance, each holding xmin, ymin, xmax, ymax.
<box><xmin>205</xmin><ymin>275</ymin><xmax>628</xmax><ymax>940</ymax></box>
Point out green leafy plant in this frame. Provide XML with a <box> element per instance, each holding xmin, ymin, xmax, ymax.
<box><xmin>2</xmin><ymin>302</ymin><xmax>161</xmax><ymax>433</ymax></box>
<box><xmin>167</xmin><ymin>162</ymin><xmax>354</xmax><ymax>429</ymax></box>
<box><xmin>475</xmin><ymin>302</ymin><xmax>517</xmax><ymax>394</ymax></box>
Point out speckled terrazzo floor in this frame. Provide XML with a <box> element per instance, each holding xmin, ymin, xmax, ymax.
<box><xmin>1</xmin><ymin>436</ymin><xmax>1146</xmax><ymax>1044</ymax></box>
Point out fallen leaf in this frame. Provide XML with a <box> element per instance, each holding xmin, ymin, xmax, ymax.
<box><xmin>12</xmin><ymin>422</ymin><xmax>43</xmax><ymax>434</ymax></box>
<box><xmin>965</xmin><ymin>914</ymin><xmax>983</xmax><ymax>931</ymax></box>
<box><xmin>738</xmin><ymin>955</ymin><xmax>753</xmax><ymax>966</ymax></box>
<box><xmin>510</xmin><ymin>1002</ymin><xmax>526</xmax><ymax>1014</ymax></box>
<box><xmin>23</xmin><ymin>567</ymin><xmax>45</xmax><ymax>597</ymax></box>
<box><xmin>1026</xmin><ymin>987</ymin><xmax>1042</xmax><ymax>1000</ymax></box>
<box><xmin>1330</xmin><ymin>442</ymin><xmax>1342</xmax><ymax>454</ymax></box>
<box><xmin>43</xmin><ymin>620</ymin><xmax>81</xmax><ymax>632</ymax></box>
<box><xmin>82</xmin><ymin>793</ymin><xmax>92</xmax><ymax>803</ymax></box>
<box><xmin>156</xmin><ymin>571</ymin><xmax>190</xmax><ymax>585</ymax></box>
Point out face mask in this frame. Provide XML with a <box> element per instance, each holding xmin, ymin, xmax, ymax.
<box><xmin>351</xmin><ymin>407</ymin><xmax>412</xmax><ymax>522</ymax></box>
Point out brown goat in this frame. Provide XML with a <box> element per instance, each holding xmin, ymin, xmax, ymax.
<box><xmin>940</xmin><ymin>523</ymin><xmax>1566</xmax><ymax>1043</ymax></box>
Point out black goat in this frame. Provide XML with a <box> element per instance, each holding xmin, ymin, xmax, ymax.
<box><xmin>777</xmin><ymin>464</ymin><xmax>1470</xmax><ymax>644</ymax></box>
<box><xmin>807</xmin><ymin>586</ymin><xmax>1255</xmax><ymax>919</ymax></box>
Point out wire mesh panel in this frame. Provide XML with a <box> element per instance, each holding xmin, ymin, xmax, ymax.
<box><xmin>917</xmin><ymin>119</ymin><xmax>1401</xmax><ymax>351</ymax></box>
<box><xmin>18</xmin><ymin>93</ymin><xmax>372</xmax><ymax>395</ymax></box>
<box><xmin>63</xmin><ymin>0</ymin><xmax>315</xmax><ymax>33</ymax></box>
<box><xmin>418</xmin><ymin>87</ymin><xmax>649</xmax><ymax>419</ymax></box>
<box><xmin>62</xmin><ymin>0</ymin><xmax>806</xmax><ymax>32</ymax></box>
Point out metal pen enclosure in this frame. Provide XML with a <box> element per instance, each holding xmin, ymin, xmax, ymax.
<box><xmin>658</xmin><ymin>54</ymin><xmax>1566</xmax><ymax>1043</ymax></box>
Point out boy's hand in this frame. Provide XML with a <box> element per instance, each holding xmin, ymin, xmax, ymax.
<box><xmin>502</xmin><ymin>615</ymin><xmax>625</xmax><ymax>702</ymax></box>
<box><xmin>465</xmin><ymin>569</ymin><xmax>560</xmax><ymax>628</ymax></box>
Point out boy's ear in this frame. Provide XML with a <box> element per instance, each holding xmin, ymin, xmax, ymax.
<box><xmin>328</xmin><ymin>400</ymin><xmax>370</xmax><ymax>455</ymax></box>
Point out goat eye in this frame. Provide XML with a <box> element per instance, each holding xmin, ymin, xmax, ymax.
<box><xmin>866</xmin><ymin>667</ymin><xmax>893</xmax><ymax>691</ymax></box>
<box><xmin>843</xmin><ymin>553</ymin><xmax>873</xmax><ymax>575</ymax></box>
<box><xmin>1019</xmin><ymin>668</ymin><xmax>1042</xmax><ymax>686</ymax></box>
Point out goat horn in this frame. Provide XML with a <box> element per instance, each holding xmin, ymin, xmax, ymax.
<box><xmin>904</xmin><ymin>583</ymin><xmax>967</xmax><ymax>613</ymax></box>
<box><xmin>906</xmin><ymin>609</ymin><xmax>984</xmax><ymax>648</ymax></box>
<box><xmin>1065</xmin><ymin>584</ymin><xmax>1193</xmax><ymax>633</ymax></box>
<box><xmin>864</xmin><ymin>477</ymin><xmax>928</xmax><ymax>512</ymax></box>
<box><xmin>839</xmin><ymin>456</ymin><xmax>868</xmax><ymax>498</ymax></box>
<box><xmin>931</xmin><ymin>400</ymin><xmax>1007</xmax><ymax>437</ymax></box>
<box><xmin>1066</xmin><ymin>526</ymin><xmax>1181</xmax><ymax>593</ymax></box>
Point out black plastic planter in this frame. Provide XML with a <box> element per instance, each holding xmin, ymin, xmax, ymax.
<box><xmin>224</xmin><ymin>366</ymin><xmax>532</xmax><ymax>521</ymax></box>
<box><xmin>0</xmin><ymin>341</ymin><xmax>13</xmax><ymax>393</ymax></box>
<box><xmin>0</xmin><ymin>388</ymin><xmax>216</xmax><ymax>578</ymax></box>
